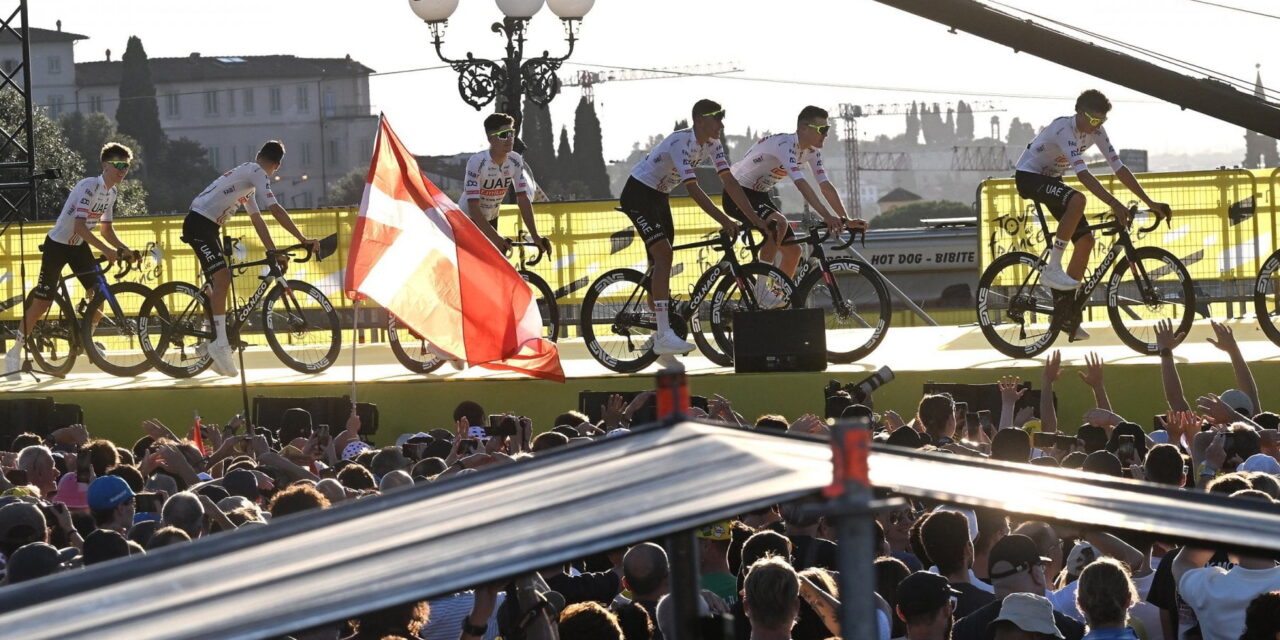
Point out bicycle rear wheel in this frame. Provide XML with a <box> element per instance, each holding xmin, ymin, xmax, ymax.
<box><xmin>976</xmin><ymin>251</ymin><xmax>1060</xmax><ymax>358</ymax></box>
<box><xmin>520</xmin><ymin>270</ymin><xmax>560</xmax><ymax>342</ymax></box>
<box><xmin>81</xmin><ymin>282</ymin><xmax>154</xmax><ymax>377</ymax></box>
<box><xmin>139</xmin><ymin>281</ymin><xmax>214</xmax><ymax>378</ymax></box>
<box><xmin>387</xmin><ymin>315</ymin><xmax>446</xmax><ymax>374</ymax></box>
<box><xmin>579</xmin><ymin>268</ymin><xmax>660</xmax><ymax>373</ymax></box>
<box><xmin>792</xmin><ymin>258</ymin><xmax>890</xmax><ymax>364</ymax></box>
<box><xmin>27</xmin><ymin>295</ymin><xmax>78</xmax><ymax>377</ymax></box>
<box><xmin>1107</xmin><ymin>246</ymin><xmax>1194</xmax><ymax>354</ymax></box>
<box><xmin>704</xmin><ymin>263</ymin><xmax>794</xmax><ymax>366</ymax></box>
<box><xmin>262</xmin><ymin>280</ymin><xmax>341</xmax><ymax>373</ymax></box>
<box><xmin>1255</xmin><ymin>249</ymin><xmax>1280</xmax><ymax>346</ymax></box>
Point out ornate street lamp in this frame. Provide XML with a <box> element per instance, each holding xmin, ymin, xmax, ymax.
<box><xmin>408</xmin><ymin>0</ymin><xmax>594</xmax><ymax>142</ymax></box>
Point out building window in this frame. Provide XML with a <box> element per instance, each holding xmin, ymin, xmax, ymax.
<box><xmin>328</xmin><ymin>139</ymin><xmax>341</xmax><ymax>166</ymax></box>
<box><xmin>88</xmin><ymin>95</ymin><xmax>103</xmax><ymax>113</ymax></box>
<box><xmin>204</xmin><ymin>91</ymin><xmax>219</xmax><ymax>116</ymax></box>
<box><xmin>269</xmin><ymin>87</ymin><xmax>282</xmax><ymax>114</ymax></box>
<box><xmin>166</xmin><ymin>93</ymin><xmax>180</xmax><ymax>117</ymax></box>
<box><xmin>296</xmin><ymin>86</ymin><xmax>309</xmax><ymax>113</ymax></box>
<box><xmin>301</xmin><ymin>142</ymin><xmax>312</xmax><ymax>166</ymax></box>
<box><xmin>243</xmin><ymin>88</ymin><xmax>255</xmax><ymax>114</ymax></box>
<box><xmin>228</xmin><ymin>89</ymin><xmax>236</xmax><ymax>114</ymax></box>
<box><xmin>323</xmin><ymin>92</ymin><xmax>336</xmax><ymax>117</ymax></box>
<box><xmin>208</xmin><ymin>146</ymin><xmax>220</xmax><ymax>168</ymax></box>
<box><xmin>1</xmin><ymin>59</ymin><xmax>16</xmax><ymax>75</ymax></box>
<box><xmin>48</xmin><ymin>95</ymin><xmax>63</xmax><ymax>117</ymax></box>
<box><xmin>361</xmin><ymin>139</ymin><xmax>372</xmax><ymax>162</ymax></box>
<box><xmin>47</xmin><ymin>56</ymin><xmax>60</xmax><ymax>75</ymax></box>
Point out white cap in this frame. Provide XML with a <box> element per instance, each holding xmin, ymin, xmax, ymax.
<box><xmin>1220</xmin><ymin>389</ymin><xmax>1254</xmax><ymax>416</ymax></box>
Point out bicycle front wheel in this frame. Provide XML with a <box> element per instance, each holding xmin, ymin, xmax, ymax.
<box><xmin>262</xmin><ymin>280</ymin><xmax>341</xmax><ymax>373</ymax></box>
<box><xmin>792</xmin><ymin>258</ymin><xmax>890</xmax><ymax>364</ymax></box>
<box><xmin>704</xmin><ymin>263</ymin><xmax>794</xmax><ymax>366</ymax></box>
<box><xmin>1255</xmin><ymin>249</ymin><xmax>1280</xmax><ymax>346</ymax></box>
<box><xmin>27</xmin><ymin>295</ymin><xmax>78</xmax><ymax>377</ymax></box>
<box><xmin>579</xmin><ymin>268</ymin><xmax>659</xmax><ymax>373</ymax></box>
<box><xmin>520</xmin><ymin>270</ymin><xmax>560</xmax><ymax>342</ymax></box>
<box><xmin>387</xmin><ymin>315</ymin><xmax>447</xmax><ymax>375</ymax></box>
<box><xmin>1107</xmin><ymin>246</ymin><xmax>1194</xmax><ymax>354</ymax></box>
<box><xmin>81</xmin><ymin>282</ymin><xmax>154</xmax><ymax>377</ymax></box>
<box><xmin>139</xmin><ymin>281</ymin><xmax>214</xmax><ymax>378</ymax></box>
<box><xmin>976</xmin><ymin>251</ymin><xmax>1060</xmax><ymax>358</ymax></box>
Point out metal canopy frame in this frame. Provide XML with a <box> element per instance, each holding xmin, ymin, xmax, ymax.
<box><xmin>0</xmin><ymin>421</ymin><xmax>1276</xmax><ymax>639</ymax></box>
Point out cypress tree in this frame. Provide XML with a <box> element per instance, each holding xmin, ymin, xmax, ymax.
<box><xmin>520</xmin><ymin>97</ymin><xmax>557</xmax><ymax>184</ymax></box>
<box><xmin>572</xmin><ymin>97</ymin><xmax>612</xmax><ymax>199</ymax></box>
<box><xmin>115</xmin><ymin>36</ymin><xmax>166</xmax><ymax>178</ymax></box>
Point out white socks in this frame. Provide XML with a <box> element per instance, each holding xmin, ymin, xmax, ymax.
<box><xmin>213</xmin><ymin>315</ymin><xmax>228</xmax><ymax>346</ymax></box>
<box><xmin>1049</xmin><ymin>237</ymin><xmax>1068</xmax><ymax>268</ymax></box>
<box><xmin>655</xmin><ymin>300</ymin><xmax>670</xmax><ymax>334</ymax></box>
<box><xmin>6</xmin><ymin>331</ymin><xmax>23</xmax><ymax>355</ymax></box>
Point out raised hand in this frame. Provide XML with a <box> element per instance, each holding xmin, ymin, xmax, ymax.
<box><xmin>1043</xmin><ymin>350</ymin><xmax>1062</xmax><ymax>384</ymax></box>
<box><xmin>998</xmin><ymin>376</ymin><xmax>1027</xmax><ymax>405</ymax></box>
<box><xmin>1155</xmin><ymin>318</ymin><xmax>1185</xmax><ymax>352</ymax></box>
<box><xmin>1077</xmin><ymin>352</ymin><xmax>1105</xmax><ymax>388</ymax></box>
<box><xmin>1206</xmin><ymin>320</ymin><xmax>1239</xmax><ymax>354</ymax></box>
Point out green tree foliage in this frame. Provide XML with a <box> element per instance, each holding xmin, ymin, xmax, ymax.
<box><xmin>149</xmin><ymin>138</ymin><xmax>217</xmax><ymax>213</ymax></box>
<box><xmin>956</xmin><ymin>101</ymin><xmax>975</xmax><ymax>141</ymax></box>
<box><xmin>571</xmin><ymin>97</ymin><xmax>612</xmax><ymax>198</ymax></box>
<box><xmin>58</xmin><ymin>111</ymin><xmax>148</xmax><ymax>215</ymax></box>
<box><xmin>114</xmin><ymin>36</ymin><xmax>166</xmax><ymax>180</ymax></box>
<box><xmin>327</xmin><ymin>167</ymin><xmax>366</xmax><ymax>207</ymax></box>
<box><xmin>0</xmin><ymin>89</ymin><xmax>84</xmax><ymax>220</ymax></box>
<box><xmin>870</xmin><ymin>200</ymin><xmax>974</xmax><ymax>229</ymax></box>
<box><xmin>520</xmin><ymin>98</ymin><xmax>557</xmax><ymax>185</ymax></box>
<box><xmin>1006</xmin><ymin>118</ymin><xmax>1037</xmax><ymax>151</ymax></box>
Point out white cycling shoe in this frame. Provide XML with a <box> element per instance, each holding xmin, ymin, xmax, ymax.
<box><xmin>1041</xmin><ymin>263</ymin><xmax>1081</xmax><ymax>291</ymax></box>
<box><xmin>207</xmin><ymin>343</ymin><xmax>239</xmax><ymax>377</ymax></box>
<box><xmin>1070</xmin><ymin>325</ymin><xmax>1091</xmax><ymax>342</ymax></box>
<box><xmin>652</xmin><ymin>330</ymin><xmax>695</xmax><ymax>356</ymax></box>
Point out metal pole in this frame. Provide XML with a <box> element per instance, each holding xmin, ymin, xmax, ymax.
<box><xmin>350</xmin><ymin>298</ymin><xmax>360</xmax><ymax>404</ymax></box>
<box><xmin>830</xmin><ymin>418</ymin><xmax>878</xmax><ymax>640</ymax></box>
<box><xmin>665</xmin><ymin>530</ymin><xmax>700</xmax><ymax>640</ymax></box>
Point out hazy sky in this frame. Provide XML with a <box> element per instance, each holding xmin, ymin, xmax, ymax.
<box><xmin>47</xmin><ymin>0</ymin><xmax>1279</xmax><ymax>164</ymax></box>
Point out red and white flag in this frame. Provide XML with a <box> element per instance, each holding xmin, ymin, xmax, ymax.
<box><xmin>345</xmin><ymin>115</ymin><xmax>563</xmax><ymax>382</ymax></box>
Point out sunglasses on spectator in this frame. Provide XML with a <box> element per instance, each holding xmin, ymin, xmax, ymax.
<box><xmin>807</xmin><ymin>124</ymin><xmax>831</xmax><ymax>135</ymax></box>
<box><xmin>107</xmin><ymin>161</ymin><xmax>131</xmax><ymax>170</ymax></box>
<box><xmin>1081</xmin><ymin>112</ymin><xmax>1106</xmax><ymax>127</ymax></box>
<box><xmin>700</xmin><ymin>109</ymin><xmax>725</xmax><ymax>121</ymax></box>
<box><xmin>489</xmin><ymin>128</ymin><xmax>515</xmax><ymax>140</ymax></box>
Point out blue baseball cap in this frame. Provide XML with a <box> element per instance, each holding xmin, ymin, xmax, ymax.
<box><xmin>87</xmin><ymin>475</ymin><xmax>135</xmax><ymax>511</ymax></box>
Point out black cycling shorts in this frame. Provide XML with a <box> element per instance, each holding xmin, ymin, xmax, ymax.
<box><xmin>31</xmin><ymin>239</ymin><xmax>104</xmax><ymax>301</ymax></box>
<box><xmin>1014</xmin><ymin>171</ymin><xmax>1090</xmax><ymax>242</ymax></box>
<box><xmin>619</xmin><ymin>177</ymin><xmax>674</xmax><ymax>248</ymax></box>
<box><xmin>182</xmin><ymin>212</ymin><xmax>227</xmax><ymax>278</ymax></box>
<box><xmin>722</xmin><ymin>188</ymin><xmax>796</xmax><ymax>241</ymax></box>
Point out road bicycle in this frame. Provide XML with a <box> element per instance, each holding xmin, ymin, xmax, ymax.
<box><xmin>976</xmin><ymin>204</ymin><xmax>1193</xmax><ymax>358</ymax></box>
<box><xmin>1252</xmin><ymin>247</ymin><xmax>1280</xmax><ymax>346</ymax></box>
<box><xmin>139</xmin><ymin>240</ymin><xmax>340</xmax><ymax>377</ymax></box>
<box><xmin>579</xmin><ymin>221</ymin><xmax>792</xmax><ymax>372</ymax></box>
<box><xmin>784</xmin><ymin>223</ymin><xmax>892</xmax><ymax>363</ymax></box>
<box><xmin>5</xmin><ymin>251</ymin><xmax>152</xmax><ymax>377</ymax></box>
<box><xmin>387</xmin><ymin>235</ymin><xmax>560</xmax><ymax>374</ymax></box>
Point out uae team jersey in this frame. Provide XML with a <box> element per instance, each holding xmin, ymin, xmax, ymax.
<box><xmin>457</xmin><ymin>150</ymin><xmax>532</xmax><ymax>221</ymax></box>
<box><xmin>47</xmin><ymin>176</ymin><xmax>116</xmax><ymax>245</ymax></box>
<box><xmin>730</xmin><ymin>133</ymin><xmax>830</xmax><ymax>192</ymax></box>
<box><xmin>1015</xmin><ymin>115</ymin><xmax>1124</xmax><ymax>177</ymax></box>
<box><xmin>189</xmin><ymin>162</ymin><xmax>279</xmax><ymax>226</ymax></box>
<box><xmin>630</xmin><ymin>129</ymin><xmax>730</xmax><ymax>194</ymax></box>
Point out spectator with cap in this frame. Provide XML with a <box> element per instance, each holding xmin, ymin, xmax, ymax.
<box><xmin>953</xmin><ymin>534</ymin><xmax>1085</xmax><ymax>640</ymax></box>
<box><xmin>989</xmin><ymin>593</ymin><xmax>1065</xmax><ymax>640</ymax></box>
<box><xmin>895</xmin><ymin>571</ymin><xmax>961</xmax><ymax>639</ymax></box>
<box><xmin>0</xmin><ymin>501</ymin><xmax>48</xmax><ymax>573</ymax></box>
<box><xmin>87</xmin><ymin>474</ymin><xmax>135</xmax><ymax>534</ymax></box>
<box><xmin>780</xmin><ymin>495</ymin><xmax>837</xmax><ymax>572</ymax></box>
<box><xmin>696</xmin><ymin>520</ymin><xmax>738</xmax><ymax>605</ymax></box>
<box><xmin>161</xmin><ymin>492</ymin><xmax>204</xmax><ymax>539</ymax></box>
<box><xmin>923</xmin><ymin>510</ymin><xmax>996</xmax><ymax>616</ymax></box>
<box><xmin>2</xmin><ymin>541</ymin><xmax>65</xmax><ymax>585</ymax></box>
<box><xmin>82</xmin><ymin>529</ymin><xmax>131</xmax><ymax>566</ymax></box>
<box><xmin>222</xmin><ymin>468</ymin><xmax>261</xmax><ymax>505</ymax></box>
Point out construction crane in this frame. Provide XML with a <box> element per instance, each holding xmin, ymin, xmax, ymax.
<box><xmin>838</xmin><ymin>101</ymin><xmax>1004</xmax><ymax>217</ymax></box>
<box><xmin>563</xmin><ymin>62</ymin><xmax>743</xmax><ymax>102</ymax></box>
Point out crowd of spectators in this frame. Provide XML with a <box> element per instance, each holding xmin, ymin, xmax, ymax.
<box><xmin>1</xmin><ymin>319</ymin><xmax>1279</xmax><ymax>639</ymax></box>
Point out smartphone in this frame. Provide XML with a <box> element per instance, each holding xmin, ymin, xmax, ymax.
<box><xmin>1116</xmin><ymin>434</ymin><xmax>1137</xmax><ymax>464</ymax></box>
<box><xmin>1033</xmin><ymin>432</ymin><xmax>1055</xmax><ymax>449</ymax></box>
<box><xmin>1055</xmin><ymin>434</ymin><xmax>1079</xmax><ymax>450</ymax></box>
<box><xmin>135</xmin><ymin>492</ymin><xmax>163</xmax><ymax>513</ymax></box>
<box><xmin>466</xmin><ymin>425</ymin><xmax>488</xmax><ymax>441</ymax></box>
<box><xmin>954</xmin><ymin>402</ymin><xmax>969</xmax><ymax>422</ymax></box>
<box><xmin>76</xmin><ymin>450</ymin><xmax>93</xmax><ymax>483</ymax></box>
<box><xmin>977</xmin><ymin>410</ymin><xmax>993</xmax><ymax>430</ymax></box>
<box><xmin>1152</xmin><ymin>415</ymin><xmax>1166</xmax><ymax>432</ymax></box>
<box><xmin>456</xmin><ymin>438</ymin><xmax>479</xmax><ymax>456</ymax></box>
<box><xmin>965</xmin><ymin>412</ymin><xmax>980</xmax><ymax>440</ymax></box>
<box><xmin>488</xmin><ymin>414</ymin><xmax>518</xmax><ymax>438</ymax></box>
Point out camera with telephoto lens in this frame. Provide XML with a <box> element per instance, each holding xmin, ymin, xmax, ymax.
<box><xmin>824</xmin><ymin>366</ymin><xmax>895</xmax><ymax>408</ymax></box>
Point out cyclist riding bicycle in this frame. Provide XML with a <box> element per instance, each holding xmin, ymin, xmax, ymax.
<box><xmin>6</xmin><ymin>143</ymin><xmax>137</xmax><ymax>379</ymax></box>
<box><xmin>619</xmin><ymin>98</ymin><xmax>759</xmax><ymax>356</ymax></box>
<box><xmin>1013</xmin><ymin>89</ymin><xmax>1172</xmax><ymax>341</ymax></box>
<box><xmin>457</xmin><ymin>112</ymin><xmax>551</xmax><ymax>255</ymax></box>
<box><xmin>724</xmin><ymin>106</ymin><xmax>867</xmax><ymax>284</ymax></box>
<box><xmin>184</xmin><ymin>140</ymin><xmax>321</xmax><ymax>376</ymax></box>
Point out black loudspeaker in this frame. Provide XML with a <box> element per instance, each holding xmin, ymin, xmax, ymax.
<box><xmin>0</xmin><ymin>397</ymin><xmax>82</xmax><ymax>448</ymax></box>
<box><xmin>252</xmin><ymin>396</ymin><xmax>379</xmax><ymax>437</ymax></box>
<box><xmin>733</xmin><ymin>308</ymin><xmax>827</xmax><ymax>373</ymax></box>
<box><xmin>578</xmin><ymin>391</ymin><xmax>709</xmax><ymax>426</ymax></box>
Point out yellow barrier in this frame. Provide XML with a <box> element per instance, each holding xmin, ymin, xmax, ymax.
<box><xmin>978</xmin><ymin>168</ymin><xmax>1276</xmax><ymax>317</ymax></box>
<box><xmin>0</xmin><ymin>198</ymin><xmax>738</xmax><ymax>328</ymax></box>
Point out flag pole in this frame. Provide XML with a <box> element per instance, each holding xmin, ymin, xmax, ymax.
<box><xmin>350</xmin><ymin>298</ymin><xmax>360</xmax><ymax>404</ymax></box>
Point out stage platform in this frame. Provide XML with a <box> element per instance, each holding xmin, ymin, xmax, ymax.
<box><xmin>4</xmin><ymin>319</ymin><xmax>1278</xmax><ymax>446</ymax></box>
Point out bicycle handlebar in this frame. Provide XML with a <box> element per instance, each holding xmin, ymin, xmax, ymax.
<box><xmin>1135</xmin><ymin>204</ymin><xmax>1171</xmax><ymax>234</ymax></box>
<box><xmin>95</xmin><ymin>249</ymin><xmax>143</xmax><ymax>280</ymax></box>
<box><xmin>266</xmin><ymin>242</ymin><xmax>318</xmax><ymax>264</ymax></box>
<box><xmin>508</xmin><ymin>234</ymin><xmax>551</xmax><ymax>267</ymax></box>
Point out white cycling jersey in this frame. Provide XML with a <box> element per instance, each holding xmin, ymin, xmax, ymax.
<box><xmin>189</xmin><ymin>162</ymin><xmax>279</xmax><ymax>226</ymax></box>
<box><xmin>630</xmin><ymin>129</ymin><xmax>730</xmax><ymax>194</ymax></box>
<box><xmin>457</xmin><ymin>150</ymin><xmax>532</xmax><ymax>221</ymax></box>
<box><xmin>730</xmin><ymin>133</ymin><xmax>830</xmax><ymax>193</ymax></box>
<box><xmin>1015</xmin><ymin>115</ymin><xmax>1124</xmax><ymax>178</ymax></box>
<box><xmin>47</xmin><ymin>176</ymin><xmax>116</xmax><ymax>245</ymax></box>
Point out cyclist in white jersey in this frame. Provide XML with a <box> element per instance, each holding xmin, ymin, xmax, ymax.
<box><xmin>457</xmin><ymin>112</ymin><xmax>549</xmax><ymax>254</ymax></box>
<box><xmin>619</xmin><ymin>98</ymin><xmax>759</xmax><ymax>356</ymax></box>
<box><xmin>184</xmin><ymin>140</ymin><xmax>320</xmax><ymax>376</ymax></box>
<box><xmin>6</xmin><ymin>143</ymin><xmax>136</xmax><ymax>378</ymax></box>
<box><xmin>1013</xmin><ymin>90</ymin><xmax>1171</xmax><ymax>310</ymax></box>
<box><xmin>726</xmin><ymin>105</ymin><xmax>868</xmax><ymax>281</ymax></box>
